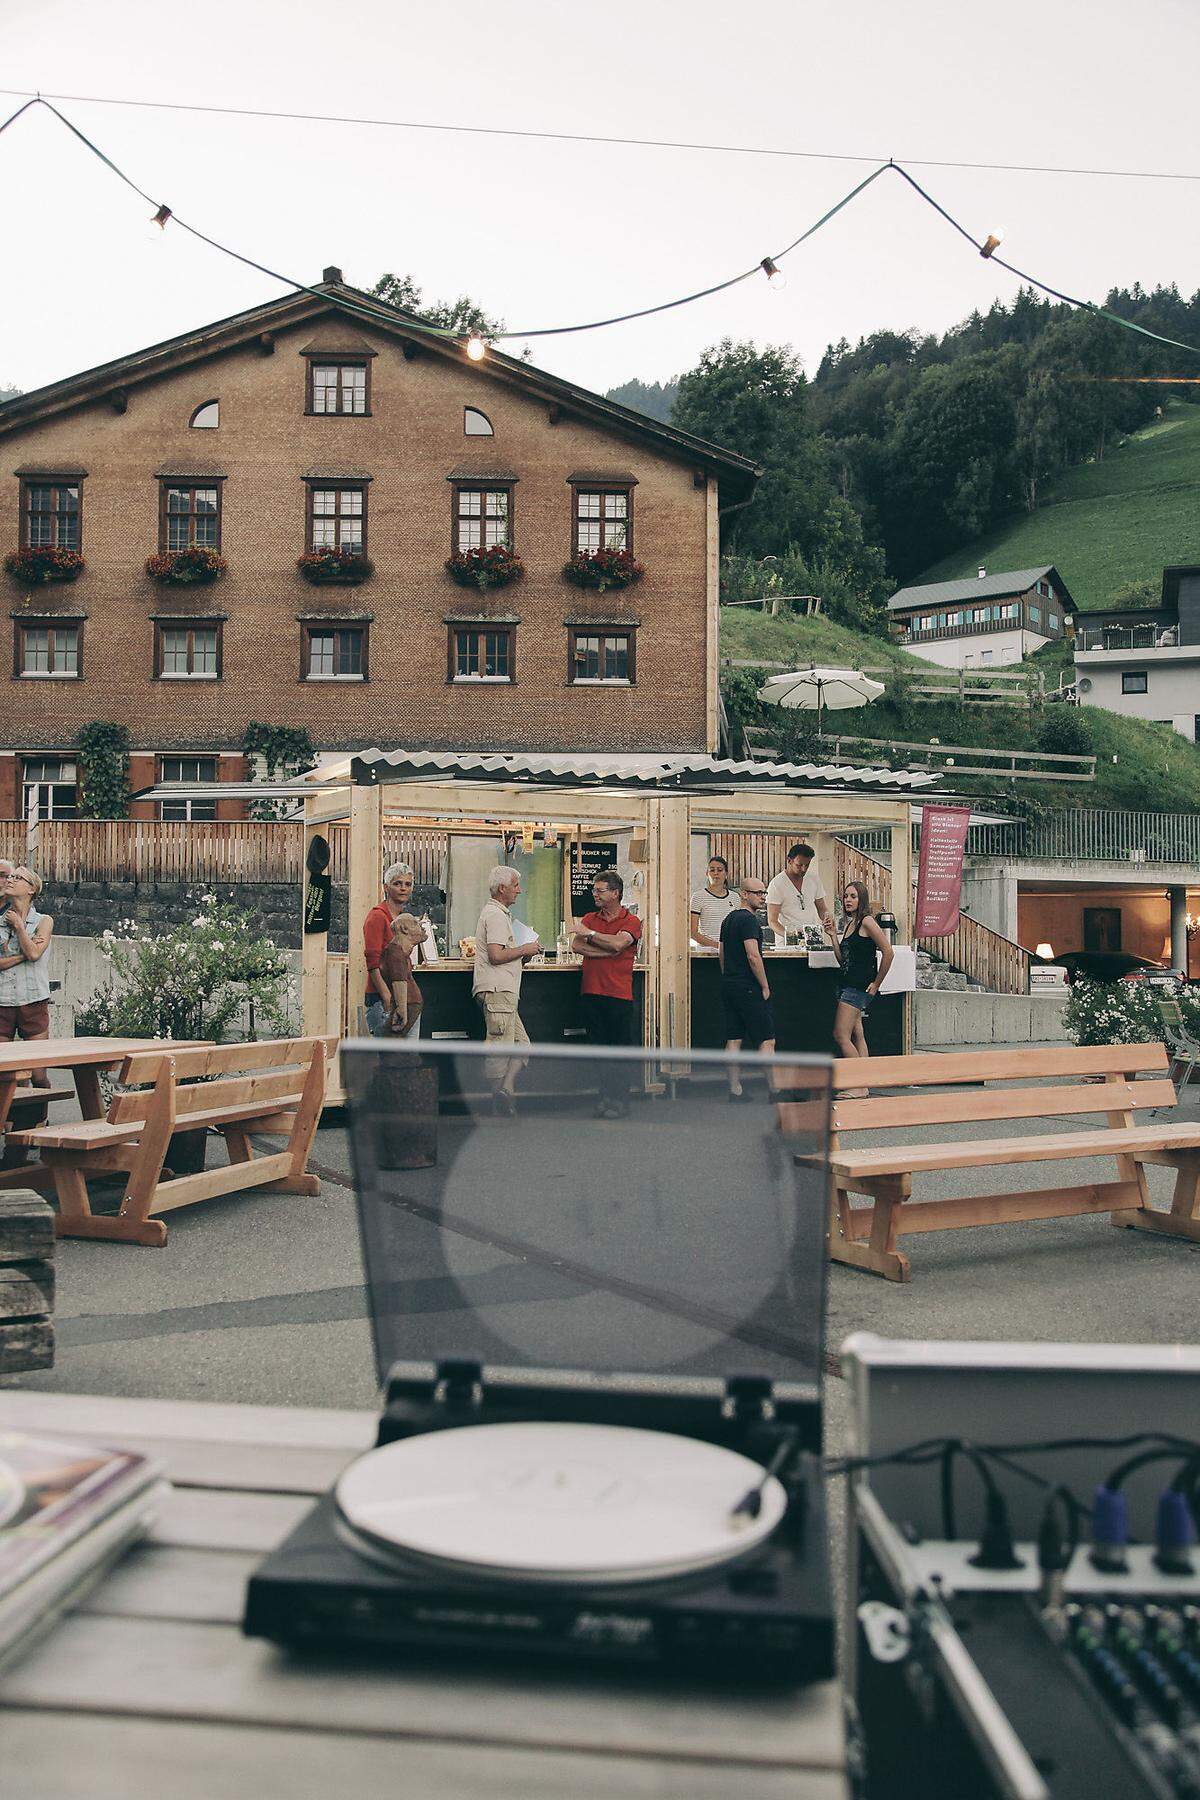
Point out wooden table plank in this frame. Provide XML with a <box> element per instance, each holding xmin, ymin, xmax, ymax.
<box><xmin>0</xmin><ymin>1391</ymin><xmax>375</xmax><ymax>1454</ymax></box>
<box><xmin>0</xmin><ymin>1392</ymin><xmax>845</xmax><ymax>1793</ymax></box>
<box><xmin>1</xmin><ymin>1613</ymin><xmax>845</xmax><ymax>1771</ymax></box>
<box><xmin>6</xmin><ymin>1712</ymin><xmax>840</xmax><ymax>1800</ymax></box>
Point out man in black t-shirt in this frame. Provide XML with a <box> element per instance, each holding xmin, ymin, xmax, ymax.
<box><xmin>717</xmin><ymin>878</ymin><xmax>775</xmax><ymax>1101</ymax></box>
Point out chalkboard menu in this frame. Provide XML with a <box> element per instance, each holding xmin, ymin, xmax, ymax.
<box><xmin>570</xmin><ymin>841</ymin><xmax>619</xmax><ymax>915</ymax></box>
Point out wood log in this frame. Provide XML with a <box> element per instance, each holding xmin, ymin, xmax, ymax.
<box><xmin>0</xmin><ymin>1262</ymin><xmax>54</xmax><ymax>1320</ymax></box>
<box><xmin>0</xmin><ymin>1191</ymin><xmax>54</xmax><ymax>1265</ymax></box>
<box><xmin>0</xmin><ymin>1318</ymin><xmax>53</xmax><ymax>1373</ymax></box>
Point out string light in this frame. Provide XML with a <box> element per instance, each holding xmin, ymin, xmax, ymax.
<box><xmin>980</xmin><ymin>228</ymin><xmax>1005</xmax><ymax>260</ymax></box>
<box><xmin>3</xmin><ymin>97</ymin><xmax>1199</xmax><ymax>366</ymax></box>
<box><xmin>760</xmin><ymin>256</ymin><xmax>787</xmax><ymax>289</ymax></box>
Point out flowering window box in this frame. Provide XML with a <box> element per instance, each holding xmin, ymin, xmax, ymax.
<box><xmin>297</xmin><ymin>549</ymin><xmax>374</xmax><ymax>586</ymax></box>
<box><xmin>6</xmin><ymin>546</ymin><xmax>85</xmax><ymax>586</ymax></box>
<box><xmin>146</xmin><ymin>548</ymin><xmax>227</xmax><ymax>587</ymax></box>
<box><xmin>445</xmin><ymin>545</ymin><xmax>525</xmax><ymax>592</ymax></box>
<box><xmin>563</xmin><ymin>547</ymin><xmax>644</xmax><ymax>592</ymax></box>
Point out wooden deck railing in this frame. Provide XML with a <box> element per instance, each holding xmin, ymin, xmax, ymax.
<box><xmin>17</xmin><ymin>819</ymin><xmax>448</xmax><ymax>888</ymax></box>
<box><xmin>834</xmin><ymin>840</ymin><xmax>1030</xmax><ymax>996</ymax></box>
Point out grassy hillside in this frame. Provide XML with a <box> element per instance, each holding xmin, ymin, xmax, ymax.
<box><xmin>915</xmin><ymin>400</ymin><xmax>1200</xmax><ymax>610</ymax></box>
<box><xmin>720</xmin><ymin>606</ymin><xmax>1200</xmax><ymax>810</ymax></box>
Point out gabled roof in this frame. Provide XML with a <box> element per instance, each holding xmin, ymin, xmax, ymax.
<box><xmin>0</xmin><ymin>277</ymin><xmax>760</xmax><ymax>499</ymax></box>
<box><xmin>888</xmin><ymin>566</ymin><xmax>1077</xmax><ymax>613</ymax></box>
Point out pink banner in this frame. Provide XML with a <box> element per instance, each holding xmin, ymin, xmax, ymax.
<box><xmin>915</xmin><ymin>804</ymin><xmax>972</xmax><ymax>937</ymax></box>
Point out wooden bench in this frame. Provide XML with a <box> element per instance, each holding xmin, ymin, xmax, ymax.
<box><xmin>812</xmin><ymin>1042</ymin><xmax>1200</xmax><ymax>1283</ymax></box>
<box><xmin>10</xmin><ymin>1036</ymin><xmax>338</xmax><ymax>1247</ymax></box>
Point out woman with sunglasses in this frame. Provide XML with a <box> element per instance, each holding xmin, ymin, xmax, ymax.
<box><xmin>0</xmin><ymin>867</ymin><xmax>54</xmax><ymax>1081</ymax></box>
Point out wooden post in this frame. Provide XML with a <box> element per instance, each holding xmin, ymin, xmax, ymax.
<box><xmin>655</xmin><ymin>796</ymin><xmax>692</xmax><ymax>1052</ymax></box>
<box><xmin>347</xmin><ymin>782</ymin><xmax>383</xmax><ymax>1039</ymax></box>
<box><xmin>705</xmin><ymin>476</ymin><xmax>720</xmax><ymax>755</ymax></box>
<box><xmin>301</xmin><ymin>805</ymin><xmax>329</xmax><ymax>1040</ymax></box>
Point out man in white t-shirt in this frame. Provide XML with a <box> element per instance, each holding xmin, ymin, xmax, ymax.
<box><xmin>765</xmin><ymin>843</ymin><xmax>837</xmax><ymax>943</ymax></box>
<box><xmin>689</xmin><ymin>853</ymin><xmax>741</xmax><ymax>948</ymax></box>
<box><xmin>473</xmin><ymin>865</ymin><xmax>539</xmax><ymax>1114</ymax></box>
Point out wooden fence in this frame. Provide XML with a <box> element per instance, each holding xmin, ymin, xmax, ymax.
<box><xmin>17</xmin><ymin>819</ymin><xmax>448</xmax><ymax>888</ymax></box>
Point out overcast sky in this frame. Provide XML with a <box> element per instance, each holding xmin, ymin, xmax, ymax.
<box><xmin>3</xmin><ymin>0</ymin><xmax>1199</xmax><ymax>402</ymax></box>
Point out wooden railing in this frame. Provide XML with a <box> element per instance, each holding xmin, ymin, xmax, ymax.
<box><xmin>834</xmin><ymin>841</ymin><xmax>1030</xmax><ymax>996</ymax></box>
<box><xmin>17</xmin><ymin>819</ymin><xmax>448</xmax><ymax>888</ymax></box>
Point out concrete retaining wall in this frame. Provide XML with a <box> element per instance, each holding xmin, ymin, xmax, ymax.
<box><xmin>912</xmin><ymin>990</ymin><xmax>1069</xmax><ymax>1047</ymax></box>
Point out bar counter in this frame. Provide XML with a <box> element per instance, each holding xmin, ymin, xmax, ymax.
<box><xmin>689</xmin><ymin>948</ymin><xmax>905</xmax><ymax>1057</ymax></box>
<box><xmin>414</xmin><ymin>960</ymin><xmax>646</xmax><ymax>1046</ymax></box>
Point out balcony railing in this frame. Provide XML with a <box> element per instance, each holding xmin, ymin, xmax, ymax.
<box><xmin>1076</xmin><ymin>621</ymin><xmax>1178</xmax><ymax>652</ymax></box>
<box><xmin>842</xmin><ymin>809</ymin><xmax>1200</xmax><ymax>866</ymax></box>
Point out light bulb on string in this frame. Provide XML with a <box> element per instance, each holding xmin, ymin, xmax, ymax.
<box><xmin>760</xmin><ymin>256</ymin><xmax>787</xmax><ymax>291</ymax></box>
<box><xmin>980</xmin><ymin>228</ymin><xmax>1005</xmax><ymax>260</ymax></box>
<box><xmin>465</xmin><ymin>335</ymin><xmax>488</xmax><ymax>361</ymax></box>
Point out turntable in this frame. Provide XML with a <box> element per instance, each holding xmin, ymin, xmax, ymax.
<box><xmin>243</xmin><ymin>1040</ymin><xmax>835</xmax><ymax>1680</ymax></box>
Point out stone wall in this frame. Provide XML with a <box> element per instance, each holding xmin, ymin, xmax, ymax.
<box><xmin>913</xmin><ymin>990</ymin><xmax>1069</xmax><ymax>1047</ymax></box>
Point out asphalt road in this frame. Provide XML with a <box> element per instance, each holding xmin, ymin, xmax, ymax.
<box><xmin>14</xmin><ymin>1082</ymin><xmax>1198</xmax><ymax>1413</ymax></box>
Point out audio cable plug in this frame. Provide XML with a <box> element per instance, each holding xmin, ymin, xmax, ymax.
<box><xmin>1090</xmin><ymin>1484</ymin><xmax>1131</xmax><ymax>1574</ymax></box>
<box><xmin>1155</xmin><ymin>1487</ymin><xmax>1196</xmax><ymax>1577</ymax></box>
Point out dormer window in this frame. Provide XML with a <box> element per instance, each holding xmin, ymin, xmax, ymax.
<box><xmin>464</xmin><ymin>407</ymin><xmax>493</xmax><ymax>436</ymax></box>
<box><xmin>189</xmin><ymin>400</ymin><xmax>219</xmax><ymax>429</ymax></box>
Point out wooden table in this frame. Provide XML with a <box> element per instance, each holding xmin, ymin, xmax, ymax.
<box><xmin>0</xmin><ymin>1039</ymin><xmax>190</xmax><ymax>1192</ymax></box>
<box><xmin>0</xmin><ymin>1392</ymin><xmax>847</xmax><ymax>1800</ymax></box>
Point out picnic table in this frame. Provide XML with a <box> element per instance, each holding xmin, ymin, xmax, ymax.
<box><xmin>0</xmin><ymin>1392</ymin><xmax>846</xmax><ymax>1800</ymax></box>
<box><xmin>0</xmin><ymin>1039</ymin><xmax>192</xmax><ymax>1197</ymax></box>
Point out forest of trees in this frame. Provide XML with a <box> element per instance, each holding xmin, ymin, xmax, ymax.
<box><xmin>606</xmin><ymin>282</ymin><xmax>1200</xmax><ymax>606</ymax></box>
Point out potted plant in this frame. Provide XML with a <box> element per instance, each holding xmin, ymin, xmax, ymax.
<box><xmin>5</xmin><ymin>546</ymin><xmax>85</xmax><ymax>585</ymax></box>
<box><xmin>296</xmin><ymin>547</ymin><xmax>374</xmax><ymax>585</ymax></box>
<box><xmin>77</xmin><ymin>896</ymin><xmax>295</xmax><ymax>1177</ymax></box>
<box><xmin>562</xmin><ymin>546</ymin><xmax>644</xmax><ymax>592</ymax></box>
<box><xmin>145</xmin><ymin>547</ymin><xmax>227</xmax><ymax>586</ymax></box>
<box><xmin>445</xmin><ymin>544</ymin><xmax>524</xmax><ymax>592</ymax></box>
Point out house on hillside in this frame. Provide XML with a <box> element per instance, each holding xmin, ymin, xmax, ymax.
<box><xmin>887</xmin><ymin>565</ymin><xmax>1076</xmax><ymax>670</ymax></box>
<box><xmin>1074</xmin><ymin>566</ymin><xmax>1200</xmax><ymax>741</ymax></box>
<box><xmin>0</xmin><ymin>268</ymin><xmax>758</xmax><ymax>821</ymax></box>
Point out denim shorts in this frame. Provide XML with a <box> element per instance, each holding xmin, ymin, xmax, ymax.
<box><xmin>838</xmin><ymin>986</ymin><xmax>872</xmax><ymax>1013</ymax></box>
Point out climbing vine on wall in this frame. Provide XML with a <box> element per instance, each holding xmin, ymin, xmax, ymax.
<box><xmin>242</xmin><ymin>723</ymin><xmax>316</xmax><ymax>821</ymax></box>
<box><xmin>76</xmin><ymin>722</ymin><xmax>131</xmax><ymax>819</ymax></box>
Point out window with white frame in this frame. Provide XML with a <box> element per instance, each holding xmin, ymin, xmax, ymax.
<box><xmin>309</xmin><ymin>363</ymin><xmax>367</xmax><ymax>415</ymax></box>
<box><xmin>309</xmin><ymin>486</ymin><xmax>365</xmax><ymax>552</ymax></box>
<box><xmin>573</xmin><ymin>488</ymin><xmax>630</xmax><ymax>554</ymax></box>
<box><xmin>156</xmin><ymin>622</ymin><xmax>220</xmax><ymax>679</ymax></box>
<box><xmin>454</xmin><ymin>487</ymin><xmax>510</xmax><ymax>553</ymax></box>
<box><xmin>569</xmin><ymin>629</ymin><xmax>634</xmax><ymax>684</ymax></box>
<box><xmin>159</xmin><ymin>755</ymin><xmax>218</xmax><ymax>820</ymax></box>
<box><xmin>18</xmin><ymin>620</ymin><xmax>79</xmax><ymax>676</ymax></box>
<box><xmin>22</xmin><ymin>756</ymin><xmax>77</xmax><ymax>820</ymax></box>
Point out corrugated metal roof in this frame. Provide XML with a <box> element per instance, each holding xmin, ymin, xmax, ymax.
<box><xmin>348</xmin><ymin>747</ymin><xmax>939</xmax><ymax>794</ymax></box>
<box><xmin>887</xmin><ymin>566</ymin><xmax>1076</xmax><ymax>612</ymax></box>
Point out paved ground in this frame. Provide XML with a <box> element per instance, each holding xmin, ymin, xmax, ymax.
<box><xmin>14</xmin><ymin>1082</ymin><xmax>1198</xmax><ymax>1412</ymax></box>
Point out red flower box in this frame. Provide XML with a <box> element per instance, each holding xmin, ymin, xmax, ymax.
<box><xmin>563</xmin><ymin>547</ymin><xmax>644</xmax><ymax>592</ymax></box>
<box><xmin>146</xmin><ymin>547</ymin><xmax>227</xmax><ymax>586</ymax></box>
<box><xmin>297</xmin><ymin>548</ymin><xmax>374</xmax><ymax>585</ymax></box>
<box><xmin>5</xmin><ymin>546</ymin><xmax>85</xmax><ymax>585</ymax></box>
<box><xmin>445</xmin><ymin>544</ymin><xmax>525</xmax><ymax>592</ymax></box>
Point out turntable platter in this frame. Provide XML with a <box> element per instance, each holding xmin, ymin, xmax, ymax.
<box><xmin>334</xmin><ymin>1420</ymin><xmax>787</xmax><ymax>1585</ymax></box>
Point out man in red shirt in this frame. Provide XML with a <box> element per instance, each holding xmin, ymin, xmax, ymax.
<box><xmin>572</xmin><ymin>869</ymin><xmax>643</xmax><ymax>1118</ymax></box>
<box><xmin>362</xmin><ymin>862</ymin><xmax>415</xmax><ymax>1035</ymax></box>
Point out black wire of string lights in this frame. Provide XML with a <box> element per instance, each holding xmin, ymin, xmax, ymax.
<box><xmin>4</xmin><ymin>93</ymin><xmax>1200</xmax><ymax>364</ymax></box>
<box><xmin>4</xmin><ymin>84</ymin><xmax>1200</xmax><ymax>184</ymax></box>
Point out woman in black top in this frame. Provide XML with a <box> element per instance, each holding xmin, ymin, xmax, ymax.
<box><xmin>833</xmin><ymin>880</ymin><xmax>893</xmax><ymax>1074</ymax></box>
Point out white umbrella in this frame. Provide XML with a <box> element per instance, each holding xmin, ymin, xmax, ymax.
<box><xmin>756</xmin><ymin>666</ymin><xmax>885</xmax><ymax>736</ymax></box>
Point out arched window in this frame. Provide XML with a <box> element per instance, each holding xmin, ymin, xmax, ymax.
<box><xmin>189</xmin><ymin>399</ymin><xmax>220</xmax><ymax>429</ymax></box>
<box><xmin>464</xmin><ymin>407</ymin><xmax>493</xmax><ymax>437</ymax></box>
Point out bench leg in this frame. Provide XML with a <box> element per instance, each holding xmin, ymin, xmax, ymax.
<box><xmin>1114</xmin><ymin>1154</ymin><xmax>1200</xmax><ymax>1244</ymax></box>
<box><xmin>827</xmin><ymin>1176</ymin><xmax>911</xmax><ymax>1282</ymax></box>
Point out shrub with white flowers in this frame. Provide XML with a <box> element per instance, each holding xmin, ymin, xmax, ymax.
<box><xmin>1062</xmin><ymin>975</ymin><xmax>1199</xmax><ymax>1048</ymax></box>
<box><xmin>77</xmin><ymin>891</ymin><xmax>292</xmax><ymax>1042</ymax></box>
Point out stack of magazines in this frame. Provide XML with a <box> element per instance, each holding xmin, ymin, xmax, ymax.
<box><xmin>0</xmin><ymin>1429</ymin><xmax>167</xmax><ymax>1665</ymax></box>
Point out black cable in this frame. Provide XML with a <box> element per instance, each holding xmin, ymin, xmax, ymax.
<box><xmin>6</xmin><ymin>85</ymin><xmax>1200</xmax><ymax>183</ymax></box>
